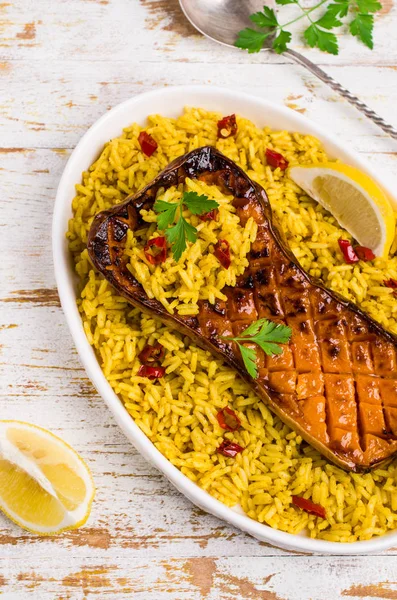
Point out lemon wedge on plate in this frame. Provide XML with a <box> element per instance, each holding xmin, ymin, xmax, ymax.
<box><xmin>289</xmin><ymin>162</ymin><xmax>395</xmax><ymax>258</ymax></box>
<box><xmin>0</xmin><ymin>420</ymin><xmax>95</xmax><ymax>535</ymax></box>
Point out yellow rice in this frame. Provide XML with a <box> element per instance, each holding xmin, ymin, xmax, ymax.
<box><xmin>67</xmin><ymin>107</ymin><xmax>397</xmax><ymax>542</ymax></box>
<box><xmin>125</xmin><ymin>177</ymin><xmax>257</xmax><ymax>316</ymax></box>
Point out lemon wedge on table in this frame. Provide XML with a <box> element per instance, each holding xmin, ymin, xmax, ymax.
<box><xmin>0</xmin><ymin>421</ymin><xmax>95</xmax><ymax>535</ymax></box>
<box><xmin>289</xmin><ymin>162</ymin><xmax>395</xmax><ymax>258</ymax></box>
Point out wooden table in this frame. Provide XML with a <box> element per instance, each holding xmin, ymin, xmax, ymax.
<box><xmin>1</xmin><ymin>0</ymin><xmax>397</xmax><ymax>597</ymax></box>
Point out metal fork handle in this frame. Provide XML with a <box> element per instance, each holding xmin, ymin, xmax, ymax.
<box><xmin>285</xmin><ymin>48</ymin><xmax>397</xmax><ymax>140</ymax></box>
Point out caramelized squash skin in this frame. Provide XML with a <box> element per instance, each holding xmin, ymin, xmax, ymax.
<box><xmin>88</xmin><ymin>147</ymin><xmax>397</xmax><ymax>472</ymax></box>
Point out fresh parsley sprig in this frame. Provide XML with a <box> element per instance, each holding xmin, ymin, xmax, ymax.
<box><xmin>221</xmin><ymin>318</ymin><xmax>292</xmax><ymax>379</ymax></box>
<box><xmin>235</xmin><ymin>0</ymin><xmax>381</xmax><ymax>56</ymax></box>
<box><xmin>153</xmin><ymin>191</ymin><xmax>219</xmax><ymax>262</ymax></box>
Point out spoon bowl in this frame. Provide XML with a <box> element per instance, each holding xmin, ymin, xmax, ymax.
<box><xmin>179</xmin><ymin>0</ymin><xmax>274</xmax><ymax>48</ymax></box>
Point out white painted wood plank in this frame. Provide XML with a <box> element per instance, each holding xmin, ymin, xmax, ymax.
<box><xmin>1</xmin><ymin>61</ymin><xmax>396</xmax><ymax>151</ymax></box>
<box><xmin>1</xmin><ymin>0</ymin><xmax>397</xmax><ymax>596</ymax></box>
<box><xmin>2</xmin><ymin>555</ymin><xmax>397</xmax><ymax>598</ymax></box>
<box><xmin>0</xmin><ymin>0</ymin><xmax>396</xmax><ymax>66</ymax></box>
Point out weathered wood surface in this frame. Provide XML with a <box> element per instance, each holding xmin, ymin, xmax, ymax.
<box><xmin>1</xmin><ymin>0</ymin><xmax>397</xmax><ymax>597</ymax></box>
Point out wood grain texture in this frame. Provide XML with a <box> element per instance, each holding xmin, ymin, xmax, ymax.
<box><xmin>1</xmin><ymin>0</ymin><xmax>397</xmax><ymax>597</ymax></box>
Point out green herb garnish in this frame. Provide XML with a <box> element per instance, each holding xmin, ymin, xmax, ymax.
<box><xmin>221</xmin><ymin>318</ymin><xmax>292</xmax><ymax>379</ymax></box>
<box><xmin>153</xmin><ymin>191</ymin><xmax>219</xmax><ymax>262</ymax></box>
<box><xmin>235</xmin><ymin>0</ymin><xmax>381</xmax><ymax>56</ymax></box>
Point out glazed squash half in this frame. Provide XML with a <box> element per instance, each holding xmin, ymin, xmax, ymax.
<box><xmin>88</xmin><ymin>147</ymin><xmax>397</xmax><ymax>472</ymax></box>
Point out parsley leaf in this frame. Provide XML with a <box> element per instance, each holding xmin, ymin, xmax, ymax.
<box><xmin>235</xmin><ymin>6</ymin><xmax>279</xmax><ymax>53</ymax></box>
<box><xmin>304</xmin><ymin>24</ymin><xmax>339</xmax><ymax>54</ymax></box>
<box><xmin>237</xmin><ymin>319</ymin><xmax>266</xmax><ymax>338</ymax></box>
<box><xmin>182</xmin><ymin>191</ymin><xmax>219</xmax><ymax>215</ymax></box>
<box><xmin>356</xmin><ymin>0</ymin><xmax>382</xmax><ymax>13</ymax></box>
<box><xmin>242</xmin><ymin>319</ymin><xmax>292</xmax><ymax>345</ymax></box>
<box><xmin>324</xmin><ymin>2</ymin><xmax>350</xmax><ymax>18</ymax></box>
<box><xmin>350</xmin><ymin>13</ymin><xmax>374</xmax><ymax>48</ymax></box>
<box><xmin>317</xmin><ymin>30</ymin><xmax>339</xmax><ymax>54</ymax></box>
<box><xmin>238</xmin><ymin>345</ymin><xmax>259</xmax><ymax>379</ymax></box>
<box><xmin>153</xmin><ymin>191</ymin><xmax>220</xmax><ymax>262</ymax></box>
<box><xmin>304</xmin><ymin>23</ymin><xmax>318</xmax><ymax>47</ymax></box>
<box><xmin>153</xmin><ymin>199</ymin><xmax>178</xmax><ymax>231</ymax></box>
<box><xmin>315</xmin><ymin>12</ymin><xmax>343</xmax><ymax>29</ymax></box>
<box><xmin>165</xmin><ymin>217</ymin><xmax>197</xmax><ymax>262</ymax></box>
<box><xmin>250</xmin><ymin>7</ymin><xmax>279</xmax><ymax>27</ymax></box>
<box><xmin>235</xmin><ymin>28</ymin><xmax>269</xmax><ymax>53</ymax></box>
<box><xmin>272</xmin><ymin>30</ymin><xmax>292</xmax><ymax>54</ymax></box>
<box><xmin>276</xmin><ymin>0</ymin><xmax>298</xmax><ymax>5</ymax></box>
<box><xmin>333</xmin><ymin>2</ymin><xmax>350</xmax><ymax>16</ymax></box>
<box><xmin>221</xmin><ymin>318</ymin><xmax>292</xmax><ymax>379</ymax></box>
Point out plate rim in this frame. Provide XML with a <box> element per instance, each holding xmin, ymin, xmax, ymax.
<box><xmin>52</xmin><ymin>84</ymin><xmax>397</xmax><ymax>554</ymax></box>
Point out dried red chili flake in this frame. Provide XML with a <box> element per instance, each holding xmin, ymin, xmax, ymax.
<box><xmin>384</xmin><ymin>278</ymin><xmax>397</xmax><ymax>297</ymax></box>
<box><xmin>354</xmin><ymin>246</ymin><xmax>376</xmax><ymax>262</ymax></box>
<box><xmin>214</xmin><ymin>239</ymin><xmax>231</xmax><ymax>269</ymax></box>
<box><xmin>217</xmin><ymin>440</ymin><xmax>244</xmax><ymax>458</ymax></box>
<box><xmin>144</xmin><ymin>236</ymin><xmax>167</xmax><ymax>265</ymax></box>
<box><xmin>265</xmin><ymin>148</ymin><xmax>289</xmax><ymax>171</ymax></box>
<box><xmin>216</xmin><ymin>407</ymin><xmax>241</xmax><ymax>432</ymax></box>
<box><xmin>217</xmin><ymin>114</ymin><xmax>237</xmax><ymax>139</ymax></box>
<box><xmin>200</xmin><ymin>209</ymin><xmax>219</xmax><ymax>222</ymax></box>
<box><xmin>338</xmin><ymin>239</ymin><xmax>359</xmax><ymax>265</ymax></box>
<box><xmin>138</xmin><ymin>342</ymin><xmax>165</xmax><ymax>365</ymax></box>
<box><xmin>292</xmin><ymin>495</ymin><xmax>326</xmax><ymax>519</ymax></box>
<box><xmin>384</xmin><ymin>278</ymin><xmax>397</xmax><ymax>289</ymax></box>
<box><xmin>138</xmin><ymin>365</ymin><xmax>165</xmax><ymax>380</ymax></box>
<box><xmin>138</xmin><ymin>131</ymin><xmax>158</xmax><ymax>157</ymax></box>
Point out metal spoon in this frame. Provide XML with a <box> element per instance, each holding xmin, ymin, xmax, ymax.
<box><xmin>179</xmin><ymin>0</ymin><xmax>397</xmax><ymax>140</ymax></box>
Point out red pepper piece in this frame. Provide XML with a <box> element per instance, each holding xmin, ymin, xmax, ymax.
<box><xmin>384</xmin><ymin>278</ymin><xmax>397</xmax><ymax>289</ymax></box>
<box><xmin>138</xmin><ymin>342</ymin><xmax>165</xmax><ymax>365</ymax></box>
<box><xmin>265</xmin><ymin>148</ymin><xmax>289</xmax><ymax>171</ymax></box>
<box><xmin>138</xmin><ymin>365</ymin><xmax>165</xmax><ymax>380</ymax></box>
<box><xmin>354</xmin><ymin>246</ymin><xmax>376</xmax><ymax>262</ymax></box>
<box><xmin>138</xmin><ymin>131</ymin><xmax>158</xmax><ymax>157</ymax></box>
<box><xmin>217</xmin><ymin>440</ymin><xmax>244</xmax><ymax>458</ymax></box>
<box><xmin>216</xmin><ymin>407</ymin><xmax>241</xmax><ymax>432</ymax></box>
<box><xmin>217</xmin><ymin>114</ymin><xmax>238</xmax><ymax>139</ymax></box>
<box><xmin>338</xmin><ymin>239</ymin><xmax>359</xmax><ymax>264</ymax></box>
<box><xmin>144</xmin><ymin>236</ymin><xmax>167</xmax><ymax>265</ymax></box>
<box><xmin>292</xmin><ymin>495</ymin><xmax>326</xmax><ymax>519</ymax></box>
<box><xmin>214</xmin><ymin>239</ymin><xmax>231</xmax><ymax>269</ymax></box>
<box><xmin>200</xmin><ymin>209</ymin><xmax>219</xmax><ymax>222</ymax></box>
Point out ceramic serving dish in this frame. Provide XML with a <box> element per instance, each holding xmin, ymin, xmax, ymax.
<box><xmin>52</xmin><ymin>85</ymin><xmax>397</xmax><ymax>554</ymax></box>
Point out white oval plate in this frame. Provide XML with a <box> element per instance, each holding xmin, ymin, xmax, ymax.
<box><xmin>53</xmin><ymin>85</ymin><xmax>397</xmax><ymax>554</ymax></box>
